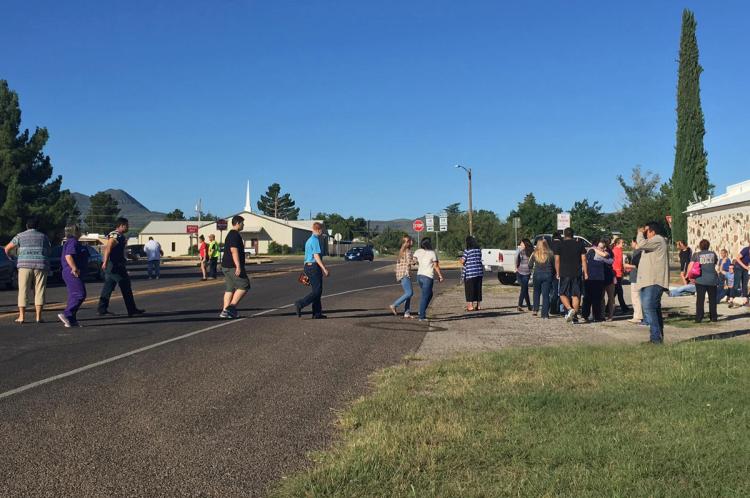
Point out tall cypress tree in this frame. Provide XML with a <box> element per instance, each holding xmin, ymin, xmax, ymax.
<box><xmin>670</xmin><ymin>9</ymin><xmax>709</xmax><ymax>242</ymax></box>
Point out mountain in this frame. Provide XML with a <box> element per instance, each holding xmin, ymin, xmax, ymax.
<box><xmin>72</xmin><ymin>189</ymin><xmax>166</xmax><ymax>230</ymax></box>
<box><xmin>369</xmin><ymin>219</ymin><xmax>414</xmax><ymax>234</ymax></box>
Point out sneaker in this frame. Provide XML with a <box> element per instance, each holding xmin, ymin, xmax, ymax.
<box><xmin>128</xmin><ymin>309</ymin><xmax>146</xmax><ymax>318</ymax></box>
<box><xmin>57</xmin><ymin>313</ymin><xmax>72</xmax><ymax>328</ymax></box>
<box><xmin>219</xmin><ymin>309</ymin><xmax>232</xmax><ymax>319</ymax></box>
<box><xmin>389</xmin><ymin>305</ymin><xmax>397</xmax><ymax>316</ymax></box>
<box><xmin>295</xmin><ymin>301</ymin><xmax>302</xmax><ymax>318</ymax></box>
<box><xmin>403</xmin><ymin>312</ymin><xmax>413</xmax><ymax>319</ymax></box>
<box><xmin>226</xmin><ymin>306</ymin><xmax>240</xmax><ymax>319</ymax></box>
<box><xmin>565</xmin><ymin>309</ymin><xmax>575</xmax><ymax>322</ymax></box>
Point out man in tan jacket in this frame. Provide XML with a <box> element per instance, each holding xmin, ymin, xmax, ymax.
<box><xmin>636</xmin><ymin>221</ymin><xmax>670</xmax><ymax>344</ymax></box>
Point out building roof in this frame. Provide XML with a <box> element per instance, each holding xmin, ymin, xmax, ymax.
<box><xmin>140</xmin><ymin>220</ymin><xmax>211</xmax><ymax>234</ymax></box>
<box><xmin>686</xmin><ymin>180</ymin><xmax>750</xmax><ymax>214</ymax></box>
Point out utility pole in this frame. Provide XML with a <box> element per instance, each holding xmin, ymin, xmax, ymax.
<box><xmin>455</xmin><ymin>164</ymin><xmax>473</xmax><ymax>236</ymax></box>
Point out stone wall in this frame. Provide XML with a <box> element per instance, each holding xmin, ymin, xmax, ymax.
<box><xmin>687</xmin><ymin>204</ymin><xmax>750</xmax><ymax>257</ymax></box>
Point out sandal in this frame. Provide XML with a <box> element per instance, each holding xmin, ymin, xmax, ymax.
<box><xmin>14</xmin><ymin>318</ymin><xmax>24</xmax><ymax>324</ymax></box>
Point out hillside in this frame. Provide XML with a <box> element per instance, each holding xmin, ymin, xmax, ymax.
<box><xmin>72</xmin><ymin>189</ymin><xmax>166</xmax><ymax>230</ymax></box>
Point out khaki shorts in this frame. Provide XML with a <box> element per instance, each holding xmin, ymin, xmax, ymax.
<box><xmin>18</xmin><ymin>268</ymin><xmax>48</xmax><ymax>307</ymax></box>
<box><xmin>222</xmin><ymin>267</ymin><xmax>251</xmax><ymax>292</ymax></box>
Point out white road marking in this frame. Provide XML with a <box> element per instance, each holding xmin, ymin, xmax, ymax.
<box><xmin>0</xmin><ymin>282</ymin><xmax>398</xmax><ymax>401</ymax></box>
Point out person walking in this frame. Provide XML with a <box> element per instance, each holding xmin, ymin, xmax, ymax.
<box><xmin>208</xmin><ymin>234</ymin><xmax>220</xmax><ymax>279</ymax></box>
<box><xmin>460</xmin><ymin>236</ymin><xmax>484</xmax><ymax>312</ymax></box>
<box><xmin>582</xmin><ymin>240</ymin><xmax>611</xmax><ymax>322</ymax></box>
<box><xmin>624</xmin><ymin>237</ymin><xmax>645</xmax><ymax>324</ymax></box>
<box><xmin>4</xmin><ymin>217</ymin><xmax>51</xmax><ymax>324</ymax></box>
<box><xmin>220</xmin><ymin>216</ymin><xmax>251</xmax><ymax>319</ymax></box>
<box><xmin>144</xmin><ymin>236</ymin><xmax>162</xmax><ymax>279</ymax></box>
<box><xmin>98</xmin><ymin>218</ymin><xmax>144</xmax><ymax>317</ymax></box>
<box><xmin>57</xmin><ymin>224</ymin><xmax>88</xmax><ymax>328</ymax></box>
<box><xmin>637</xmin><ymin>221</ymin><xmax>670</xmax><ymax>344</ymax></box>
<box><xmin>390</xmin><ymin>235</ymin><xmax>415</xmax><ymax>318</ymax></box>
<box><xmin>295</xmin><ymin>222</ymin><xmax>329</xmax><ymax>319</ymax></box>
<box><xmin>677</xmin><ymin>240</ymin><xmax>693</xmax><ymax>285</ymax></box>
<box><xmin>529</xmin><ymin>239</ymin><xmax>554</xmax><ymax>318</ymax></box>
<box><xmin>198</xmin><ymin>235</ymin><xmax>208</xmax><ymax>281</ymax></box>
<box><xmin>733</xmin><ymin>241</ymin><xmax>750</xmax><ymax>303</ymax></box>
<box><xmin>686</xmin><ymin>239</ymin><xmax>719</xmax><ymax>323</ymax></box>
<box><xmin>554</xmin><ymin>228</ymin><xmax>588</xmax><ymax>323</ymax></box>
<box><xmin>612</xmin><ymin>237</ymin><xmax>629</xmax><ymax>315</ymax></box>
<box><xmin>413</xmin><ymin>238</ymin><xmax>444</xmax><ymax>322</ymax></box>
<box><xmin>516</xmin><ymin>239</ymin><xmax>533</xmax><ymax>312</ymax></box>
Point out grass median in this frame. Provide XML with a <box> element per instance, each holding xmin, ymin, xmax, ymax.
<box><xmin>273</xmin><ymin>342</ymin><xmax>750</xmax><ymax>497</ymax></box>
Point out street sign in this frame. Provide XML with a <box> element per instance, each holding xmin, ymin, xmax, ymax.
<box><xmin>425</xmin><ymin>213</ymin><xmax>435</xmax><ymax>232</ymax></box>
<box><xmin>513</xmin><ymin>217</ymin><xmax>521</xmax><ymax>229</ymax></box>
<box><xmin>413</xmin><ymin>219</ymin><xmax>424</xmax><ymax>232</ymax></box>
<box><xmin>439</xmin><ymin>211</ymin><xmax>448</xmax><ymax>232</ymax></box>
<box><xmin>556</xmin><ymin>212</ymin><xmax>571</xmax><ymax>230</ymax></box>
<box><xmin>216</xmin><ymin>219</ymin><xmax>228</xmax><ymax>231</ymax></box>
<box><xmin>334</xmin><ymin>233</ymin><xmax>342</xmax><ymax>242</ymax></box>
<box><xmin>186</xmin><ymin>225</ymin><xmax>199</xmax><ymax>234</ymax></box>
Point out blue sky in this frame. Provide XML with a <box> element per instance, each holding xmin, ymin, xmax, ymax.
<box><xmin>2</xmin><ymin>1</ymin><xmax>747</xmax><ymax>220</ymax></box>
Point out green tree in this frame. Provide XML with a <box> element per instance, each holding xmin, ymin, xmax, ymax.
<box><xmin>164</xmin><ymin>209</ymin><xmax>186</xmax><ymax>221</ymax></box>
<box><xmin>258</xmin><ymin>183</ymin><xmax>300</xmax><ymax>220</ymax></box>
<box><xmin>189</xmin><ymin>211</ymin><xmax>217</xmax><ymax>221</ymax></box>
<box><xmin>84</xmin><ymin>191</ymin><xmax>120</xmax><ymax>234</ymax></box>
<box><xmin>373</xmin><ymin>227</ymin><xmax>407</xmax><ymax>254</ymax></box>
<box><xmin>570</xmin><ymin>199</ymin><xmax>605</xmax><ymax>241</ymax></box>
<box><xmin>0</xmin><ymin>80</ymin><xmax>78</xmax><ymax>242</ymax></box>
<box><xmin>508</xmin><ymin>193</ymin><xmax>561</xmax><ymax>239</ymax></box>
<box><xmin>315</xmin><ymin>212</ymin><xmax>368</xmax><ymax>241</ymax></box>
<box><xmin>670</xmin><ymin>9</ymin><xmax>710</xmax><ymax>242</ymax></box>
<box><xmin>613</xmin><ymin>166</ymin><xmax>671</xmax><ymax>240</ymax></box>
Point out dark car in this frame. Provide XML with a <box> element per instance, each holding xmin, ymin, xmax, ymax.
<box><xmin>345</xmin><ymin>246</ymin><xmax>374</xmax><ymax>261</ymax></box>
<box><xmin>0</xmin><ymin>248</ymin><xmax>17</xmax><ymax>290</ymax></box>
<box><xmin>533</xmin><ymin>234</ymin><xmax>592</xmax><ymax>250</ymax></box>
<box><xmin>49</xmin><ymin>244</ymin><xmax>104</xmax><ymax>282</ymax></box>
<box><xmin>126</xmin><ymin>244</ymin><xmax>147</xmax><ymax>261</ymax></box>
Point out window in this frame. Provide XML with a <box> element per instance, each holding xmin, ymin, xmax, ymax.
<box><xmin>171</xmin><ymin>242</ymin><xmax>176</xmax><ymax>253</ymax></box>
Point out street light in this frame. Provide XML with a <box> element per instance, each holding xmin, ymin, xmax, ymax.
<box><xmin>455</xmin><ymin>164</ymin><xmax>473</xmax><ymax>236</ymax></box>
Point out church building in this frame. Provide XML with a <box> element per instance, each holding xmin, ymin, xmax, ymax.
<box><xmin>138</xmin><ymin>181</ymin><xmax>319</xmax><ymax>257</ymax></box>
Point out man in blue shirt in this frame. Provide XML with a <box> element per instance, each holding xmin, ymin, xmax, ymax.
<box><xmin>295</xmin><ymin>222</ymin><xmax>330</xmax><ymax>319</ymax></box>
<box><xmin>734</xmin><ymin>242</ymin><xmax>750</xmax><ymax>301</ymax></box>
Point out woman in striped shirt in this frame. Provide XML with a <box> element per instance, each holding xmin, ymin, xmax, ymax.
<box><xmin>460</xmin><ymin>236</ymin><xmax>484</xmax><ymax>311</ymax></box>
<box><xmin>390</xmin><ymin>235</ymin><xmax>415</xmax><ymax>318</ymax></box>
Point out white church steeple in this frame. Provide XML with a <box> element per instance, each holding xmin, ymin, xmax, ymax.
<box><xmin>244</xmin><ymin>180</ymin><xmax>252</xmax><ymax>213</ymax></box>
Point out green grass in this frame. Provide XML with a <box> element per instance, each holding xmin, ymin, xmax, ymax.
<box><xmin>272</xmin><ymin>343</ymin><xmax>750</xmax><ymax>497</ymax></box>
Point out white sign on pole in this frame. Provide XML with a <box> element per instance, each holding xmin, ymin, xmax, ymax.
<box><xmin>439</xmin><ymin>211</ymin><xmax>448</xmax><ymax>232</ymax></box>
<box><xmin>334</xmin><ymin>233</ymin><xmax>342</xmax><ymax>242</ymax></box>
<box><xmin>557</xmin><ymin>212</ymin><xmax>571</xmax><ymax>230</ymax></box>
<box><xmin>425</xmin><ymin>213</ymin><xmax>435</xmax><ymax>232</ymax></box>
<box><xmin>513</xmin><ymin>217</ymin><xmax>521</xmax><ymax>229</ymax></box>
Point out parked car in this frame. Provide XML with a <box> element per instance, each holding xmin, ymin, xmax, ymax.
<box><xmin>483</xmin><ymin>234</ymin><xmax>593</xmax><ymax>285</ymax></box>
<box><xmin>0</xmin><ymin>248</ymin><xmax>17</xmax><ymax>290</ymax></box>
<box><xmin>345</xmin><ymin>246</ymin><xmax>374</xmax><ymax>261</ymax></box>
<box><xmin>126</xmin><ymin>244</ymin><xmax>147</xmax><ymax>261</ymax></box>
<box><xmin>49</xmin><ymin>245</ymin><xmax>104</xmax><ymax>282</ymax></box>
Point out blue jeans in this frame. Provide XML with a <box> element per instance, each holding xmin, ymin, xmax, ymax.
<box><xmin>147</xmin><ymin>259</ymin><xmax>160</xmax><ymax>278</ymax></box>
<box><xmin>532</xmin><ymin>271</ymin><xmax>552</xmax><ymax>317</ymax></box>
<box><xmin>392</xmin><ymin>276</ymin><xmax>413</xmax><ymax>314</ymax></box>
<box><xmin>417</xmin><ymin>275</ymin><xmax>434</xmax><ymax>320</ymax></box>
<box><xmin>298</xmin><ymin>264</ymin><xmax>323</xmax><ymax>317</ymax></box>
<box><xmin>668</xmin><ymin>284</ymin><xmax>695</xmax><ymax>297</ymax></box>
<box><xmin>517</xmin><ymin>273</ymin><xmax>531</xmax><ymax>309</ymax></box>
<box><xmin>640</xmin><ymin>285</ymin><xmax>665</xmax><ymax>343</ymax></box>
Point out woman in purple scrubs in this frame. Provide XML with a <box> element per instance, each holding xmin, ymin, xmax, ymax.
<box><xmin>57</xmin><ymin>224</ymin><xmax>89</xmax><ymax>328</ymax></box>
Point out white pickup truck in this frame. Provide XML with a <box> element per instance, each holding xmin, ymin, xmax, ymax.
<box><xmin>482</xmin><ymin>234</ymin><xmax>593</xmax><ymax>285</ymax></box>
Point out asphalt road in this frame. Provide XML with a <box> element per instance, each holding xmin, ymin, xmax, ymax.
<box><xmin>0</xmin><ymin>259</ymin><xmax>458</xmax><ymax>496</ymax></box>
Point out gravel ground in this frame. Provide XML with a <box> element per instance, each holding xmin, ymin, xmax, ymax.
<box><xmin>417</xmin><ymin>277</ymin><xmax>750</xmax><ymax>360</ymax></box>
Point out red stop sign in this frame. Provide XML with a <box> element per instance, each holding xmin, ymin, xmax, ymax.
<box><xmin>413</xmin><ymin>219</ymin><xmax>424</xmax><ymax>232</ymax></box>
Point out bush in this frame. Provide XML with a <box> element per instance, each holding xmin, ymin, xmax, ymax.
<box><xmin>268</xmin><ymin>241</ymin><xmax>292</xmax><ymax>255</ymax></box>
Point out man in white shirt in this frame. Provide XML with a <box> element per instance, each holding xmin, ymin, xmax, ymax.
<box><xmin>144</xmin><ymin>237</ymin><xmax>163</xmax><ymax>279</ymax></box>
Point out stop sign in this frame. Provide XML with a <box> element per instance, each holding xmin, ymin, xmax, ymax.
<box><xmin>413</xmin><ymin>219</ymin><xmax>424</xmax><ymax>232</ymax></box>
